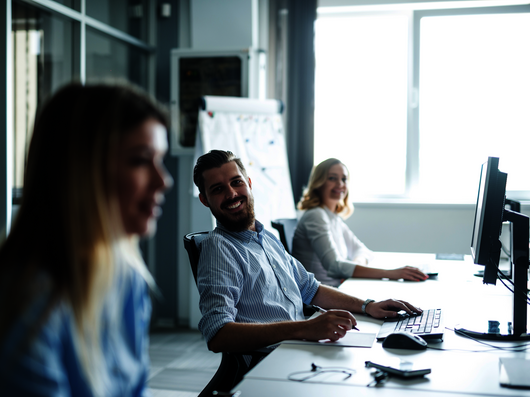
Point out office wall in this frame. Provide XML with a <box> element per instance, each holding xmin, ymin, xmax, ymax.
<box><xmin>191</xmin><ymin>0</ymin><xmax>258</xmax><ymax>49</ymax></box>
<box><xmin>345</xmin><ymin>203</ymin><xmax>530</xmax><ymax>255</ymax></box>
<box><xmin>151</xmin><ymin>0</ymin><xmax>180</xmax><ymax>327</ymax></box>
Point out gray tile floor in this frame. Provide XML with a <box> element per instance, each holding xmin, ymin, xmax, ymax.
<box><xmin>148</xmin><ymin>328</ymin><xmax>222</xmax><ymax>397</ymax></box>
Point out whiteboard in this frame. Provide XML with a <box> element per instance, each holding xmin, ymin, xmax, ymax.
<box><xmin>194</xmin><ymin>96</ymin><xmax>296</xmax><ymax>232</ymax></box>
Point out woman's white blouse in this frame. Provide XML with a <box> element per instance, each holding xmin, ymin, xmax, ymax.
<box><xmin>292</xmin><ymin>206</ymin><xmax>373</xmax><ymax>287</ymax></box>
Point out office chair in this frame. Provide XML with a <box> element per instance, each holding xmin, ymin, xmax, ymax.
<box><xmin>271</xmin><ymin>218</ymin><xmax>298</xmax><ymax>254</ymax></box>
<box><xmin>183</xmin><ymin>232</ymin><xmax>270</xmax><ymax>396</ymax></box>
<box><xmin>269</xmin><ymin>219</ymin><xmax>316</xmax><ymax>318</ymax></box>
<box><xmin>270</xmin><ymin>219</ymin><xmax>315</xmax><ymax>318</ymax></box>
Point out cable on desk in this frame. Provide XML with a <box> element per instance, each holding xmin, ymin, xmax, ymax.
<box><xmin>287</xmin><ymin>362</ymin><xmax>356</xmax><ymax>382</ymax></box>
<box><xmin>496</xmin><ymin>268</ymin><xmax>530</xmax><ymax>305</ymax></box>
<box><xmin>426</xmin><ymin>327</ymin><xmax>530</xmax><ymax>352</ymax></box>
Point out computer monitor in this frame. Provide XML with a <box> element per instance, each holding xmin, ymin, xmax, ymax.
<box><xmin>458</xmin><ymin>157</ymin><xmax>530</xmax><ymax>341</ymax></box>
<box><xmin>470</xmin><ymin>157</ymin><xmax>507</xmax><ymax>284</ymax></box>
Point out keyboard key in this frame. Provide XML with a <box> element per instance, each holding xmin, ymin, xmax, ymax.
<box><xmin>394</xmin><ymin>309</ymin><xmax>442</xmax><ymax>335</ymax></box>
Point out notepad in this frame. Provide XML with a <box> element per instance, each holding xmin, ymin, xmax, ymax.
<box><xmin>282</xmin><ymin>331</ymin><xmax>376</xmax><ymax>348</ymax></box>
<box><xmin>499</xmin><ymin>358</ymin><xmax>530</xmax><ymax>389</ymax></box>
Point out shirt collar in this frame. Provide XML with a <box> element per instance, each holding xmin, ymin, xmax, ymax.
<box><xmin>216</xmin><ymin>219</ymin><xmax>264</xmax><ymax>243</ymax></box>
<box><xmin>322</xmin><ymin>205</ymin><xmax>338</xmax><ymax>218</ymax></box>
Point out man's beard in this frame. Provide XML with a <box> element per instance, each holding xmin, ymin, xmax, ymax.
<box><xmin>212</xmin><ymin>195</ymin><xmax>256</xmax><ymax>232</ymax></box>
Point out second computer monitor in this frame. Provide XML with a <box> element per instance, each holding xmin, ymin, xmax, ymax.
<box><xmin>470</xmin><ymin>156</ymin><xmax>507</xmax><ymax>285</ymax></box>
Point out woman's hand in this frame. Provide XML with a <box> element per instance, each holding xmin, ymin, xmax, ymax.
<box><xmin>385</xmin><ymin>266</ymin><xmax>428</xmax><ymax>281</ymax></box>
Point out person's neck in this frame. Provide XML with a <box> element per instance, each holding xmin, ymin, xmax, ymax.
<box><xmin>220</xmin><ymin>219</ymin><xmax>257</xmax><ymax>232</ymax></box>
<box><xmin>322</xmin><ymin>201</ymin><xmax>338</xmax><ymax>213</ymax></box>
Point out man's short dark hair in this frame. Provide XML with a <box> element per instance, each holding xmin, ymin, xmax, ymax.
<box><xmin>193</xmin><ymin>150</ymin><xmax>247</xmax><ymax>195</ymax></box>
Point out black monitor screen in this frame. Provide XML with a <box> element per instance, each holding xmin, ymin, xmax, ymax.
<box><xmin>463</xmin><ymin>157</ymin><xmax>530</xmax><ymax>340</ymax></box>
<box><xmin>470</xmin><ymin>157</ymin><xmax>507</xmax><ymax>285</ymax></box>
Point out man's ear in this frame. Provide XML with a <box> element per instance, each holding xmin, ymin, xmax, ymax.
<box><xmin>199</xmin><ymin>193</ymin><xmax>210</xmax><ymax>208</ymax></box>
<box><xmin>248</xmin><ymin>177</ymin><xmax>252</xmax><ymax>189</ymax></box>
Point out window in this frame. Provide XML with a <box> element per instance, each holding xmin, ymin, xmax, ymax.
<box><xmin>315</xmin><ymin>3</ymin><xmax>530</xmax><ymax>202</ymax></box>
<box><xmin>314</xmin><ymin>12</ymin><xmax>408</xmax><ymax>197</ymax></box>
<box><xmin>11</xmin><ymin>3</ymin><xmax>78</xmax><ymax>194</ymax></box>
<box><xmin>10</xmin><ymin>0</ymin><xmax>154</xmax><ymax>200</ymax></box>
<box><xmin>418</xmin><ymin>10</ymin><xmax>530</xmax><ymax>201</ymax></box>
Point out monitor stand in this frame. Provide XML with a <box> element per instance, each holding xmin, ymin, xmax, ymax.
<box><xmin>474</xmin><ymin>257</ymin><xmax>511</xmax><ymax>278</ymax></box>
<box><xmin>456</xmin><ymin>324</ymin><xmax>530</xmax><ymax>341</ymax></box>
<box><xmin>457</xmin><ymin>209</ymin><xmax>530</xmax><ymax>341</ymax></box>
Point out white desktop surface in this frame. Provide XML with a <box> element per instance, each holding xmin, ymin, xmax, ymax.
<box><xmin>234</xmin><ymin>252</ymin><xmax>530</xmax><ymax>396</ymax></box>
<box><xmin>233</xmin><ymin>378</ymin><xmax>484</xmax><ymax>397</ymax></box>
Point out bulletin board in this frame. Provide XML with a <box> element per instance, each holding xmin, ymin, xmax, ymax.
<box><xmin>194</xmin><ymin>96</ymin><xmax>296</xmax><ymax>232</ymax></box>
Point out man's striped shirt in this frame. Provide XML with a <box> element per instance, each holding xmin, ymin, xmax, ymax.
<box><xmin>197</xmin><ymin>220</ymin><xmax>320</xmax><ymax>342</ymax></box>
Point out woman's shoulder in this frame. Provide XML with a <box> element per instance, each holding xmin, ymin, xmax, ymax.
<box><xmin>300</xmin><ymin>206</ymin><xmax>333</xmax><ymax>223</ymax></box>
<box><xmin>1</xmin><ymin>283</ymin><xmax>73</xmax><ymax>363</ymax></box>
<box><xmin>3</xmin><ymin>272</ymin><xmax>71</xmax><ymax>330</ymax></box>
<box><xmin>301</xmin><ymin>206</ymin><xmax>326</xmax><ymax>216</ymax></box>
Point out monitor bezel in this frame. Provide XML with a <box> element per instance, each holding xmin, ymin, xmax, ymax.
<box><xmin>470</xmin><ymin>157</ymin><xmax>506</xmax><ymax>284</ymax></box>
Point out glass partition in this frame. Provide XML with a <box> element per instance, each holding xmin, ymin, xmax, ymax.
<box><xmin>11</xmin><ymin>2</ymin><xmax>77</xmax><ymax>194</ymax></box>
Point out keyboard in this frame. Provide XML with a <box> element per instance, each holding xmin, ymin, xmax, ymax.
<box><xmin>376</xmin><ymin>308</ymin><xmax>444</xmax><ymax>341</ymax></box>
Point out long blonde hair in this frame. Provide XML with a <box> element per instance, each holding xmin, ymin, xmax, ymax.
<box><xmin>297</xmin><ymin>158</ymin><xmax>354</xmax><ymax>219</ymax></box>
<box><xmin>0</xmin><ymin>82</ymin><xmax>168</xmax><ymax>394</ymax></box>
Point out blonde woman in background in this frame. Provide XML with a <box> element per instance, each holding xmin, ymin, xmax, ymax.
<box><xmin>0</xmin><ymin>82</ymin><xmax>172</xmax><ymax>396</ymax></box>
<box><xmin>292</xmin><ymin>158</ymin><xmax>427</xmax><ymax>287</ymax></box>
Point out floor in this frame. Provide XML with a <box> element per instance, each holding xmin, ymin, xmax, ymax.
<box><xmin>148</xmin><ymin>327</ymin><xmax>222</xmax><ymax>397</ymax></box>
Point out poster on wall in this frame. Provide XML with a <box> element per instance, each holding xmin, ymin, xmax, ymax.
<box><xmin>194</xmin><ymin>96</ymin><xmax>296</xmax><ymax>232</ymax></box>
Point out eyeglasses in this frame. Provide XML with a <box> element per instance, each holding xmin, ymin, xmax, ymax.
<box><xmin>288</xmin><ymin>362</ymin><xmax>356</xmax><ymax>382</ymax></box>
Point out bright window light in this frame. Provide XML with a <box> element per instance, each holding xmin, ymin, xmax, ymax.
<box><xmin>419</xmin><ymin>12</ymin><xmax>530</xmax><ymax>201</ymax></box>
<box><xmin>314</xmin><ymin>14</ymin><xmax>409</xmax><ymax>197</ymax></box>
<box><xmin>317</xmin><ymin>1</ymin><xmax>530</xmax><ymax>14</ymax></box>
<box><xmin>315</xmin><ymin>4</ymin><xmax>530</xmax><ymax>202</ymax></box>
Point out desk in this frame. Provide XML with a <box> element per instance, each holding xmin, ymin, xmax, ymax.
<box><xmin>233</xmin><ymin>252</ymin><xmax>530</xmax><ymax>396</ymax></box>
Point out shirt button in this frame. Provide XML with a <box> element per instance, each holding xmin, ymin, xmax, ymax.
<box><xmin>273</xmin><ymin>265</ymin><xmax>276</xmax><ymax>269</ymax></box>
<box><xmin>284</xmin><ymin>288</ymin><xmax>287</xmax><ymax>292</ymax></box>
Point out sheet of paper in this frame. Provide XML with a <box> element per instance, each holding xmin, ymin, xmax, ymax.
<box><xmin>282</xmin><ymin>331</ymin><xmax>376</xmax><ymax>348</ymax></box>
<box><xmin>499</xmin><ymin>357</ymin><xmax>530</xmax><ymax>389</ymax></box>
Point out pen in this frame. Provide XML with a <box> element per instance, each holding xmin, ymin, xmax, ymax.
<box><xmin>312</xmin><ymin>305</ymin><xmax>360</xmax><ymax>331</ymax></box>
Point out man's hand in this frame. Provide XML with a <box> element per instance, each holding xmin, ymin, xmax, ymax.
<box><xmin>385</xmin><ymin>266</ymin><xmax>428</xmax><ymax>281</ymax></box>
<box><xmin>365</xmin><ymin>299</ymin><xmax>422</xmax><ymax>319</ymax></box>
<box><xmin>301</xmin><ymin>309</ymin><xmax>357</xmax><ymax>342</ymax></box>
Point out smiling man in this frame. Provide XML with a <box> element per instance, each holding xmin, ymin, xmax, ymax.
<box><xmin>192</xmin><ymin>150</ymin><xmax>422</xmax><ymax>354</ymax></box>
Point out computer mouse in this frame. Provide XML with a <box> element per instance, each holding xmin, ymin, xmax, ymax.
<box><xmin>382</xmin><ymin>332</ymin><xmax>428</xmax><ymax>350</ymax></box>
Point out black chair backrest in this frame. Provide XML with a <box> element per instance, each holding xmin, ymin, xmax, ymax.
<box><xmin>183</xmin><ymin>231</ymin><xmax>209</xmax><ymax>284</ymax></box>
<box><xmin>271</xmin><ymin>218</ymin><xmax>298</xmax><ymax>254</ymax></box>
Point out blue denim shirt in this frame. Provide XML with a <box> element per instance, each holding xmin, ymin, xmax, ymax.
<box><xmin>197</xmin><ymin>220</ymin><xmax>320</xmax><ymax>342</ymax></box>
<box><xmin>0</xmin><ymin>268</ymin><xmax>152</xmax><ymax>397</ymax></box>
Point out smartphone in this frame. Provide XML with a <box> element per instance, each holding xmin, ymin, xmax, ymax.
<box><xmin>365</xmin><ymin>361</ymin><xmax>431</xmax><ymax>378</ymax></box>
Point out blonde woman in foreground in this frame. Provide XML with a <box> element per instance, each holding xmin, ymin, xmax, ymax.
<box><xmin>0</xmin><ymin>82</ymin><xmax>172</xmax><ymax>396</ymax></box>
<box><xmin>292</xmin><ymin>158</ymin><xmax>427</xmax><ymax>287</ymax></box>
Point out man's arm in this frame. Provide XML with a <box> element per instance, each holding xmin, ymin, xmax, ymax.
<box><xmin>208</xmin><ymin>308</ymin><xmax>356</xmax><ymax>353</ymax></box>
<box><xmin>311</xmin><ymin>284</ymin><xmax>423</xmax><ymax>319</ymax></box>
<box><xmin>208</xmin><ymin>284</ymin><xmax>423</xmax><ymax>353</ymax></box>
